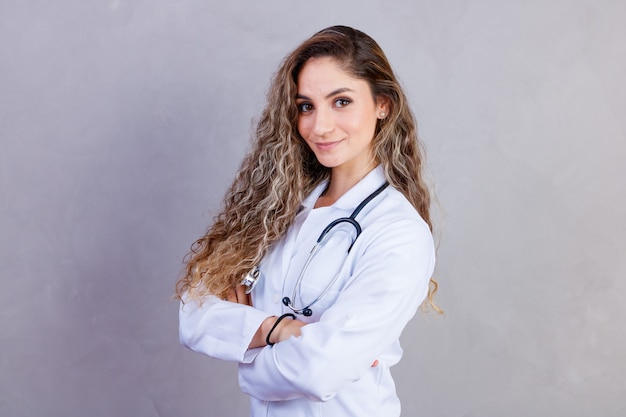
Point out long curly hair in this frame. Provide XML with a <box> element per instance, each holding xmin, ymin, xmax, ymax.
<box><xmin>176</xmin><ymin>25</ymin><xmax>439</xmax><ymax>310</ymax></box>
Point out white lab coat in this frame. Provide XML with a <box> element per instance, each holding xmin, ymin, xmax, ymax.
<box><xmin>179</xmin><ymin>166</ymin><xmax>435</xmax><ymax>417</ymax></box>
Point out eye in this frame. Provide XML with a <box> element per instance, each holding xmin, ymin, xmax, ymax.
<box><xmin>297</xmin><ymin>102</ymin><xmax>314</xmax><ymax>113</ymax></box>
<box><xmin>334</xmin><ymin>98</ymin><xmax>352</xmax><ymax>108</ymax></box>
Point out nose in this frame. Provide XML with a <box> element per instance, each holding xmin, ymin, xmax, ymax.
<box><xmin>311</xmin><ymin>107</ymin><xmax>334</xmax><ymax>137</ymax></box>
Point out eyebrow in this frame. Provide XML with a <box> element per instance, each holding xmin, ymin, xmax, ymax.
<box><xmin>296</xmin><ymin>87</ymin><xmax>354</xmax><ymax>101</ymax></box>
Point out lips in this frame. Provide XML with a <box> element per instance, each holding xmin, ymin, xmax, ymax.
<box><xmin>315</xmin><ymin>139</ymin><xmax>343</xmax><ymax>151</ymax></box>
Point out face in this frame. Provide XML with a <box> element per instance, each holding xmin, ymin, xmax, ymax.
<box><xmin>296</xmin><ymin>57</ymin><xmax>387</xmax><ymax>178</ymax></box>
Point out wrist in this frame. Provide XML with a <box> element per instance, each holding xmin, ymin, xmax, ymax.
<box><xmin>261</xmin><ymin>316</ymin><xmax>277</xmax><ymax>343</ymax></box>
<box><xmin>265</xmin><ymin>313</ymin><xmax>296</xmax><ymax>346</ymax></box>
<box><xmin>249</xmin><ymin>316</ymin><xmax>276</xmax><ymax>349</ymax></box>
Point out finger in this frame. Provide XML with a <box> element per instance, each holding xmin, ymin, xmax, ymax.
<box><xmin>273</xmin><ymin>319</ymin><xmax>306</xmax><ymax>344</ymax></box>
<box><xmin>235</xmin><ymin>285</ymin><xmax>252</xmax><ymax>306</ymax></box>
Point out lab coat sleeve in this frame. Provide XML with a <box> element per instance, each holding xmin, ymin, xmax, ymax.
<box><xmin>238</xmin><ymin>216</ymin><xmax>435</xmax><ymax>402</ymax></box>
<box><xmin>179</xmin><ymin>294</ymin><xmax>270</xmax><ymax>363</ymax></box>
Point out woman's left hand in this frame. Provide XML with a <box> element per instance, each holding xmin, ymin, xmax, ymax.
<box><xmin>226</xmin><ymin>285</ymin><xmax>252</xmax><ymax>306</ymax></box>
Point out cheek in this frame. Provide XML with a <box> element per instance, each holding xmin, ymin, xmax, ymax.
<box><xmin>345</xmin><ymin>115</ymin><xmax>374</xmax><ymax>139</ymax></box>
<box><xmin>364</xmin><ymin>113</ymin><xmax>379</xmax><ymax>138</ymax></box>
<box><xmin>297</xmin><ymin>117</ymin><xmax>311</xmax><ymax>139</ymax></box>
<box><xmin>344</xmin><ymin>106</ymin><xmax>377</xmax><ymax>133</ymax></box>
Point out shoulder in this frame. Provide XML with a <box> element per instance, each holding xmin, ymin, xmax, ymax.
<box><xmin>346</xmin><ymin>186</ymin><xmax>435</xmax><ymax>294</ymax></box>
<box><xmin>356</xmin><ymin>186</ymin><xmax>434</xmax><ymax>255</ymax></box>
<box><xmin>364</xmin><ymin>186</ymin><xmax>430</xmax><ymax>232</ymax></box>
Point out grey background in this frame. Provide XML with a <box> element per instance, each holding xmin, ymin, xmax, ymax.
<box><xmin>1</xmin><ymin>1</ymin><xmax>625</xmax><ymax>416</ymax></box>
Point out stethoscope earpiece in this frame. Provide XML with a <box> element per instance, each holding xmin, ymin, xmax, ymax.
<box><xmin>281</xmin><ymin>296</ymin><xmax>313</xmax><ymax>317</ymax></box>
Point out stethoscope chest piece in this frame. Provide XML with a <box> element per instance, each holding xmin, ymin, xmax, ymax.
<box><xmin>240</xmin><ymin>266</ymin><xmax>261</xmax><ymax>294</ymax></box>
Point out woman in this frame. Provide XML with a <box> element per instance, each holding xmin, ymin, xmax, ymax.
<box><xmin>177</xmin><ymin>25</ymin><xmax>438</xmax><ymax>417</ymax></box>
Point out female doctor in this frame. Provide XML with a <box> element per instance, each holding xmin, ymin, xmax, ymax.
<box><xmin>176</xmin><ymin>25</ymin><xmax>439</xmax><ymax>417</ymax></box>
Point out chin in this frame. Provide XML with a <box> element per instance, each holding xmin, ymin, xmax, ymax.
<box><xmin>315</xmin><ymin>158</ymin><xmax>341</xmax><ymax>169</ymax></box>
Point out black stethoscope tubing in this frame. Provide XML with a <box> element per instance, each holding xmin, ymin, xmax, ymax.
<box><xmin>282</xmin><ymin>181</ymin><xmax>390</xmax><ymax>316</ymax></box>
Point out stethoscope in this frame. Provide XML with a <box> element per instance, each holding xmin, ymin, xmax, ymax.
<box><xmin>241</xmin><ymin>181</ymin><xmax>389</xmax><ymax>316</ymax></box>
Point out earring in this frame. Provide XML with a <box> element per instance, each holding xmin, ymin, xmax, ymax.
<box><xmin>380</xmin><ymin>112</ymin><xmax>386</xmax><ymax>118</ymax></box>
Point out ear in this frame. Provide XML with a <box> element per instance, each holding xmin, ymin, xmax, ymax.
<box><xmin>376</xmin><ymin>96</ymin><xmax>390</xmax><ymax>119</ymax></box>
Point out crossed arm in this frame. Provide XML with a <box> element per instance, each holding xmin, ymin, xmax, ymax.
<box><xmin>180</xmin><ymin>217</ymin><xmax>433</xmax><ymax>401</ymax></box>
<box><xmin>226</xmin><ymin>284</ymin><xmax>306</xmax><ymax>348</ymax></box>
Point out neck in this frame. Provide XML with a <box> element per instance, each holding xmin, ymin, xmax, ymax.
<box><xmin>315</xmin><ymin>163</ymin><xmax>376</xmax><ymax>208</ymax></box>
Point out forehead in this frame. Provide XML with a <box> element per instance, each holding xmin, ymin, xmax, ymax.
<box><xmin>296</xmin><ymin>56</ymin><xmax>370</xmax><ymax>95</ymax></box>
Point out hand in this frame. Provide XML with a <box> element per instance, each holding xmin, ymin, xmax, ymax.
<box><xmin>270</xmin><ymin>317</ymin><xmax>306</xmax><ymax>344</ymax></box>
<box><xmin>248</xmin><ymin>315</ymin><xmax>306</xmax><ymax>349</ymax></box>
<box><xmin>226</xmin><ymin>284</ymin><xmax>252</xmax><ymax>306</ymax></box>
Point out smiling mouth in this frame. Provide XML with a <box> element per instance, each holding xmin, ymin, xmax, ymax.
<box><xmin>315</xmin><ymin>140</ymin><xmax>343</xmax><ymax>151</ymax></box>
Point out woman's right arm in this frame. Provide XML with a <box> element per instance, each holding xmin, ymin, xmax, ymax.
<box><xmin>178</xmin><ymin>295</ymin><xmax>271</xmax><ymax>363</ymax></box>
<box><xmin>179</xmin><ymin>293</ymin><xmax>306</xmax><ymax>362</ymax></box>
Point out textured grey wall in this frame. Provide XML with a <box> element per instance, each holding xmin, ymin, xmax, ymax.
<box><xmin>1</xmin><ymin>1</ymin><xmax>625</xmax><ymax>416</ymax></box>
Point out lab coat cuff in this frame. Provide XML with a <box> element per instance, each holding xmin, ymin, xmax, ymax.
<box><xmin>242</xmin><ymin>347</ymin><xmax>263</xmax><ymax>364</ymax></box>
<box><xmin>179</xmin><ymin>298</ymin><xmax>271</xmax><ymax>363</ymax></box>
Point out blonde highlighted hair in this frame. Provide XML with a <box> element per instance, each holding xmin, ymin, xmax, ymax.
<box><xmin>176</xmin><ymin>25</ymin><xmax>440</xmax><ymax>311</ymax></box>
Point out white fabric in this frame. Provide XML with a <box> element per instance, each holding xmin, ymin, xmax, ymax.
<box><xmin>179</xmin><ymin>166</ymin><xmax>435</xmax><ymax>417</ymax></box>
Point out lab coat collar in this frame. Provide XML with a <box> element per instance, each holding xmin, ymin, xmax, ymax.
<box><xmin>301</xmin><ymin>166</ymin><xmax>387</xmax><ymax>212</ymax></box>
